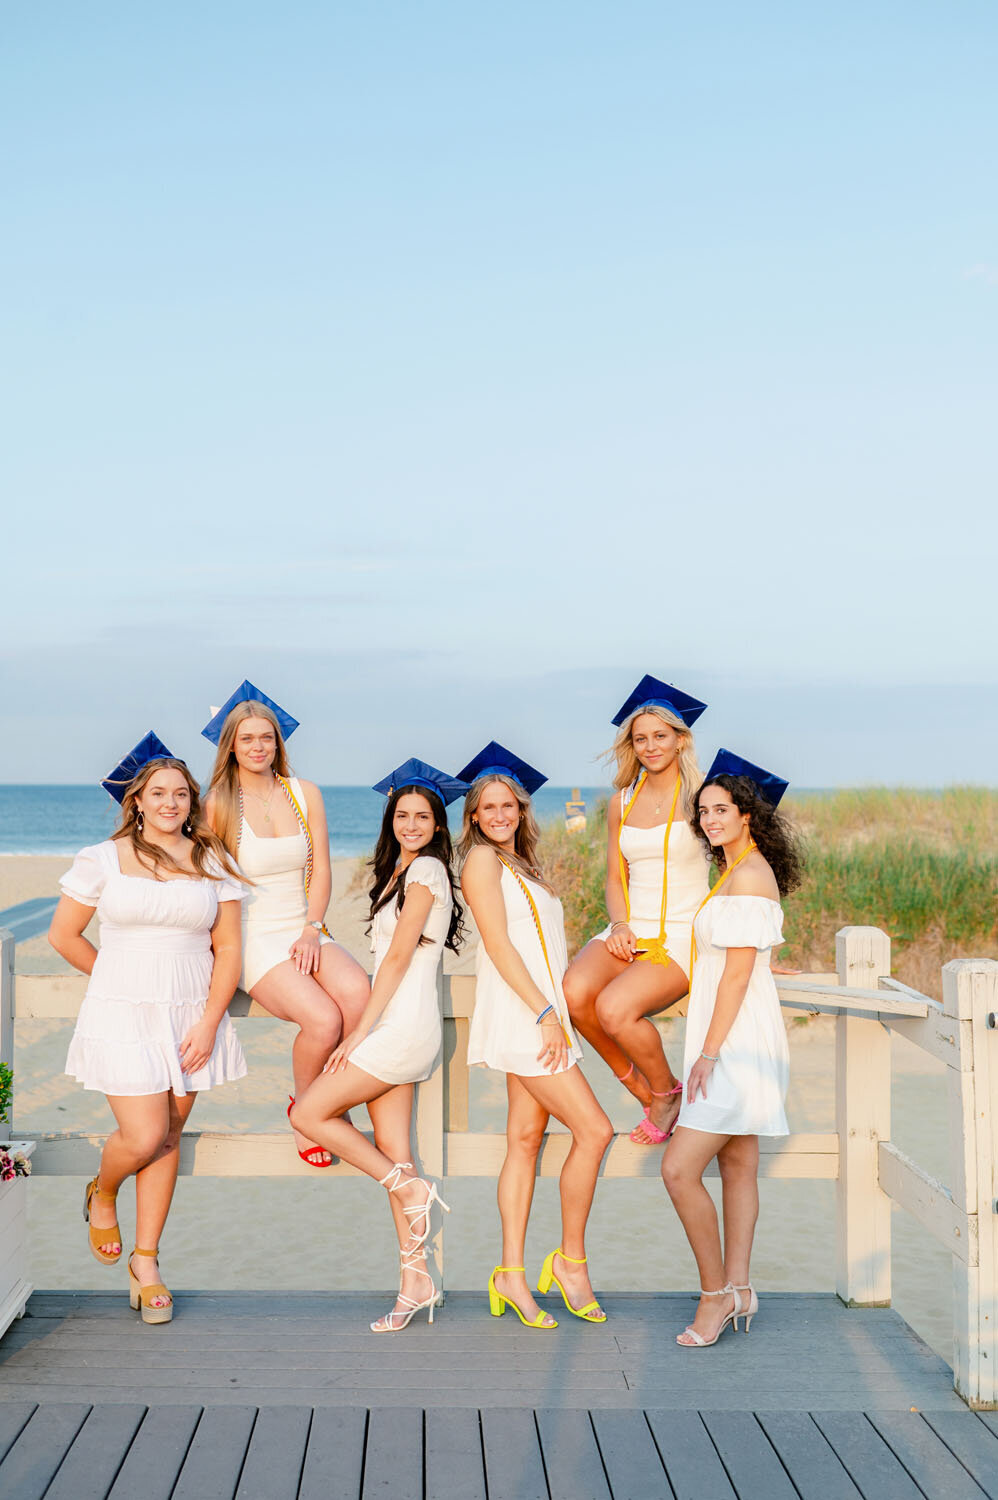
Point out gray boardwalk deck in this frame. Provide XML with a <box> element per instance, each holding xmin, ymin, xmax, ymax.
<box><xmin>2</xmin><ymin>1293</ymin><xmax>995</xmax><ymax>1498</ymax></box>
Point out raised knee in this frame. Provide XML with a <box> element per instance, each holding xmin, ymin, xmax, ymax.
<box><xmin>508</xmin><ymin>1122</ymin><xmax>545</xmax><ymax>1158</ymax></box>
<box><xmin>595</xmin><ymin>992</ymin><xmax>625</xmax><ymax>1035</ymax></box>
<box><xmin>288</xmin><ymin>1100</ymin><xmax>312</xmax><ymax>1136</ymax></box>
<box><xmin>561</xmin><ymin>968</ymin><xmax>588</xmax><ymax>1018</ymax></box>
<box><xmin>125</xmin><ymin>1126</ymin><xmax>170</xmax><ymax>1163</ymax></box>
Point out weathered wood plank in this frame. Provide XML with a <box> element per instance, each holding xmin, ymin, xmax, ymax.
<box><xmin>701</xmin><ymin>1411</ymin><xmax>798</xmax><ymax>1499</ymax></box>
<box><xmin>644</xmin><ymin>1410</ymin><xmax>736</xmax><ymax>1500</ymax></box>
<box><xmin>107</xmin><ymin>1405</ymin><xmax>203</xmax><ymax>1500</ymax></box>
<box><xmin>480</xmin><ymin>1408</ymin><xmax>548</xmax><ymax>1500</ymax></box>
<box><xmin>535</xmin><ymin>1408</ymin><xmax>611</xmax><ymax>1500</ymax></box>
<box><xmin>44</xmin><ymin>1403</ymin><xmax>146</xmax><ymax>1500</ymax></box>
<box><xmin>424</xmin><ymin>1408</ymin><xmax>486</xmax><ymax>1500</ymax></box>
<box><xmin>878</xmin><ymin>1140</ymin><xmax>977</xmax><ymax>1266</ymax></box>
<box><xmin>590</xmin><ymin>1410</ymin><xmax>670</xmax><ymax>1500</ymax></box>
<box><xmin>445</xmin><ymin>1130</ymin><xmax>839</xmax><ymax>1180</ymax></box>
<box><xmin>811</xmin><ymin>1412</ymin><xmax>923</xmax><ymax>1499</ymax></box>
<box><xmin>0</xmin><ymin>1403</ymin><xmax>91</xmax><ymax>1500</ymax></box>
<box><xmin>921</xmin><ymin>1412</ymin><xmax>998</xmax><ymax>1498</ymax></box>
<box><xmin>171</xmin><ymin>1406</ymin><xmax>258</xmax><ymax>1500</ymax></box>
<box><xmin>867</xmin><ymin>1412</ymin><xmax>989</xmax><ymax>1500</ymax></box>
<box><xmin>362</xmin><ymin>1407</ymin><xmax>422</xmax><ymax>1500</ymax></box>
<box><xmin>298</xmin><ymin>1408</ymin><xmax>367</xmax><ymax>1500</ymax></box>
<box><xmin>0</xmin><ymin>1402</ymin><xmax>35</xmax><ymax>1465</ymax></box>
<box><xmin>234</xmin><ymin>1406</ymin><xmax>311</xmax><ymax>1500</ymax></box>
<box><xmin>756</xmin><ymin>1412</ymin><xmax>862</xmax><ymax>1499</ymax></box>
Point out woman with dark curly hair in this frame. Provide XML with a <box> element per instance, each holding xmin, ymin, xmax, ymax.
<box><xmin>661</xmin><ymin>749</ymin><xmax>804</xmax><ymax>1350</ymax></box>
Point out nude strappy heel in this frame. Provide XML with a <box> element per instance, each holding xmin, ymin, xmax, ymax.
<box><xmin>676</xmin><ymin>1284</ymin><xmax>741</xmax><ymax>1348</ymax></box>
<box><xmin>732</xmin><ymin>1283</ymin><xmax>758</xmax><ymax>1332</ymax></box>
<box><xmin>83</xmin><ymin>1176</ymin><xmax>121</xmax><ymax>1265</ymax></box>
<box><xmin>537</xmin><ymin>1248</ymin><xmax>606</xmax><ymax>1323</ymax></box>
<box><xmin>378</xmin><ymin>1161</ymin><xmax>450</xmax><ymax>1249</ymax></box>
<box><xmin>371</xmin><ymin>1241</ymin><xmax>439</xmax><ymax>1332</ymax></box>
<box><xmin>128</xmin><ymin>1247</ymin><xmax>173</xmax><ymax>1325</ymax></box>
<box><xmin>488</xmin><ymin>1266</ymin><xmax>557</xmax><ymax>1329</ymax></box>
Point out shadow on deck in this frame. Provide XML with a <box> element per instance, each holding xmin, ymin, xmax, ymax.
<box><xmin>3</xmin><ymin>1292</ymin><xmax>997</xmax><ymax>1498</ymax></box>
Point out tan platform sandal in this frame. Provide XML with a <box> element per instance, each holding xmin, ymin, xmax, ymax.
<box><xmin>128</xmin><ymin>1247</ymin><xmax>173</xmax><ymax>1325</ymax></box>
<box><xmin>83</xmin><ymin>1176</ymin><xmax>121</xmax><ymax>1265</ymax></box>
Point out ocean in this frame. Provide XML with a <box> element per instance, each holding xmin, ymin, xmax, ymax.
<box><xmin>0</xmin><ymin>784</ymin><xmax>609</xmax><ymax>858</ymax></box>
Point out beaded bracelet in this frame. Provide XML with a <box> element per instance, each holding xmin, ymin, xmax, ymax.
<box><xmin>700</xmin><ymin>1050</ymin><xmax>720</xmax><ymax>1063</ymax></box>
<box><xmin>536</xmin><ymin>1004</ymin><xmax>555</xmax><ymax>1025</ymax></box>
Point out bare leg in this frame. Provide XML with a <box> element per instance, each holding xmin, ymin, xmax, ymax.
<box><xmin>520</xmin><ymin>1067</ymin><xmax>614</xmax><ymax>1313</ymax></box>
<box><xmin>661</xmin><ymin>1125</ymin><xmax>739</xmax><ymax>1341</ymax></box>
<box><xmin>88</xmin><ymin>1092</ymin><xmax>175</xmax><ymax>1258</ymax></box>
<box><xmin>252</xmin><ymin>947</ymin><xmax>371</xmax><ymax>1162</ymax></box>
<box><xmin>717</xmin><ymin>1133</ymin><xmax>760</xmax><ymax>1288</ymax></box>
<box><xmin>563</xmin><ymin>940</ymin><xmax>652</xmax><ymax>1105</ymax></box>
<box><xmin>596</xmin><ymin>962</ymin><xmax>688</xmax><ymax>1140</ymax></box>
<box><xmin>131</xmin><ymin>1090</ymin><xmax>200</xmax><ymax>1306</ymax></box>
<box><xmin>491</xmin><ymin>1076</ymin><xmax>555</xmax><ymax>1326</ymax></box>
<box><xmin>368</xmin><ymin>1085</ymin><xmax>430</xmax><ymax>1320</ymax></box>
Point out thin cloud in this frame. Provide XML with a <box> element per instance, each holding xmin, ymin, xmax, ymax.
<box><xmin>963</xmin><ymin>264</ymin><xmax>998</xmax><ymax>286</ymax></box>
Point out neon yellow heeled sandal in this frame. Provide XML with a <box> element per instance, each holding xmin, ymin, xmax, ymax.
<box><xmin>537</xmin><ymin>1249</ymin><xmax>606</xmax><ymax>1323</ymax></box>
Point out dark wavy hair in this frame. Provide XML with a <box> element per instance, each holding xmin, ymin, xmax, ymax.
<box><xmin>691</xmin><ymin>774</ymin><xmax>805</xmax><ymax>897</ymax></box>
<box><xmin>368</xmin><ymin>785</ymin><xmax>464</xmax><ymax>952</ymax></box>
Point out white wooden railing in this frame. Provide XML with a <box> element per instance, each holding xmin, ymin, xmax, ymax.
<box><xmin>2</xmin><ymin>925</ymin><xmax>997</xmax><ymax>1407</ymax></box>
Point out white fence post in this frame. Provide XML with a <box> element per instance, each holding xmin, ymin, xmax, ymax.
<box><xmin>835</xmin><ymin>926</ymin><xmax>892</xmax><ymax>1305</ymax></box>
<box><xmin>946</xmin><ymin>958</ymin><xmax>998</xmax><ymax>1408</ymax></box>
<box><xmin>0</xmin><ymin>930</ymin><xmax>13</xmax><ymax>1144</ymax></box>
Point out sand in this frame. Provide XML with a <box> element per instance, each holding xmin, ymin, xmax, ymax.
<box><xmin>2</xmin><ymin>855</ymin><xmax>955</xmax><ymax>1361</ymax></box>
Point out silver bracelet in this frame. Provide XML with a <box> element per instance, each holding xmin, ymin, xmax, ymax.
<box><xmin>700</xmin><ymin>1050</ymin><xmax>720</xmax><ymax>1063</ymax></box>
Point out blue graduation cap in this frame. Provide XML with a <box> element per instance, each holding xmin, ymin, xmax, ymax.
<box><xmin>611</xmin><ymin>674</ymin><xmax>708</xmax><ymax>729</ymax></box>
<box><xmin>703</xmin><ymin>748</ymin><xmax>789</xmax><ymax>807</ymax></box>
<box><xmin>201</xmin><ymin>679</ymin><xmax>300</xmax><ymax>747</ymax></box>
<box><xmin>101</xmin><ymin>731</ymin><xmax>178</xmax><ymax>804</ymax></box>
<box><xmin>372</xmin><ymin>758</ymin><xmax>470</xmax><ymax>807</ymax></box>
<box><xmin>456</xmin><ymin>741</ymin><xmax>548</xmax><ymax>797</ymax></box>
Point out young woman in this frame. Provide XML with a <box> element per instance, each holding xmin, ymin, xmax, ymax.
<box><xmin>203</xmin><ymin>680</ymin><xmax>369</xmax><ymax>1168</ymax></box>
<box><xmin>458</xmin><ymin>741</ymin><xmax>614</xmax><ymax>1330</ymax></box>
<box><xmin>49</xmin><ymin>734</ymin><xmax>247</xmax><ymax>1324</ymax></box>
<box><xmin>661</xmin><ymin>749</ymin><xmax>804</xmax><ymax>1348</ymax></box>
<box><xmin>290</xmin><ymin>759</ymin><xmax>466</xmax><ymax>1332</ymax></box>
<box><xmin>563</xmin><ymin>676</ymin><xmax>710</xmax><ymax>1145</ymax></box>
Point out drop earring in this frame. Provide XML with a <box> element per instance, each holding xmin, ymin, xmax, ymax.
<box><xmin>182</xmin><ymin>818</ymin><xmax>192</xmax><ymax>835</ymax></box>
<box><xmin>136</xmin><ymin>811</ymin><xmax>144</xmax><ymax>833</ymax></box>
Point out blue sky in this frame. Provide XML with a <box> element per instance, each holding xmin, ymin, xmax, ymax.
<box><xmin>2</xmin><ymin>3</ymin><xmax>995</xmax><ymax>786</ymax></box>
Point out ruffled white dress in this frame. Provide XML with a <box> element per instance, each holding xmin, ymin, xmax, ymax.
<box><xmin>350</xmin><ymin>855</ymin><xmax>451</xmax><ymax>1086</ymax></box>
<box><xmin>596</xmin><ymin>791</ymin><xmax>710</xmax><ymax>978</ymax></box>
<box><xmin>468</xmin><ymin>862</ymin><xmax>583</xmax><ymax>1077</ymax></box>
<box><xmin>677</xmin><ymin>895</ymin><xmax>789</xmax><ymax>1137</ymax></box>
<box><xmin>238</xmin><ymin>776</ymin><xmax>333</xmax><ymax>992</ymax></box>
<box><xmin>61</xmin><ymin>841</ymin><xmax>248</xmax><ymax>1098</ymax></box>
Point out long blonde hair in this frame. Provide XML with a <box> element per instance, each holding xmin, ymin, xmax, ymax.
<box><xmin>604</xmin><ymin>705</ymin><xmax>702</xmax><ymax>820</ymax></box>
<box><xmin>457</xmin><ymin>776</ymin><xmax>551</xmax><ymax>890</ymax></box>
<box><xmin>207</xmin><ymin>701</ymin><xmax>292</xmax><ymax>858</ymax></box>
<box><xmin>112</xmin><ymin>758</ymin><xmax>242</xmax><ymax>882</ymax></box>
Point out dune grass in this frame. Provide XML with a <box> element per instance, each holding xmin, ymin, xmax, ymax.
<box><xmin>538</xmin><ymin>788</ymin><xmax>998</xmax><ymax>995</ymax></box>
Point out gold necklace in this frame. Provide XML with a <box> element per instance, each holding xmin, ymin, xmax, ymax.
<box><xmin>244</xmin><ymin>778</ymin><xmax>277</xmax><ymax>822</ymax></box>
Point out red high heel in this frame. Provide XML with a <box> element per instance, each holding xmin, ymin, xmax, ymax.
<box><xmin>287</xmin><ymin>1096</ymin><xmax>334</xmax><ymax>1168</ymax></box>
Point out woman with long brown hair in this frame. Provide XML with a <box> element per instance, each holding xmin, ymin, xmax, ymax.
<box><xmin>562</xmin><ymin>675</ymin><xmax>711</xmax><ymax>1145</ymax></box>
<box><xmin>203</xmin><ymin>680</ymin><xmax>369</xmax><ymax>1168</ymax></box>
<box><xmin>49</xmin><ymin>734</ymin><xmax>247</xmax><ymax>1324</ymax></box>
<box><xmin>458</xmin><ymin>742</ymin><xmax>613</xmax><ymax>1330</ymax></box>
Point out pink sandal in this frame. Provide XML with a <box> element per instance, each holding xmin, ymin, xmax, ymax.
<box><xmin>629</xmin><ymin>1083</ymin><xmax>682</xmax><ymax>1145</ymax></box>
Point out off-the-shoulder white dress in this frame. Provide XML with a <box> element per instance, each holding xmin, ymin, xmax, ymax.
<box><xmin>677</xmin><ymin>895</ymin><xmax>789</xmax><ymax>1137</ymax></box>
<box><xmin>61</xmin><ymin>840</ymin><xmax>248</xmax><ymax>1098</ymax></box>
<box><xmin>350</xmin><ymin>856</ymin><xmax>451</xmax><ymax>1086</ymax></box>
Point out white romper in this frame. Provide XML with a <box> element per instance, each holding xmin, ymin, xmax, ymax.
<box><xmin>677</xmin><ymin>895</ymin><xmax>789</xmax><ymax>1137</ymax></box>
<box><xmin>61</xmin><ymin>840</ymin><xmax>248</xmax><ymax>1098</ymax></box>
<box><xmin>596</xmin><ymin>788</ymin><xmax>710</xmax><ymax>979</ymax></box>
<box><xmin>350</xmin><ymin>855</ymin><xmax>451</xmax><ymax>1086</ymax></box>
<box><xmin>238</xmin><ymin>776</ymin><xmax>333</xmax><ymax>992</ymax></box>
<box><xmin>468</xmin><ymin>861</ymin><xmax>583</xmax><ymax>1077</ymax></box>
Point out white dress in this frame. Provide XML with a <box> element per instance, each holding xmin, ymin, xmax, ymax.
<box><xmin>677</xmin><ymin>895</ymin><xmax>789</xmax><ymax>1137</ymax></box>
<box><xmin>238</xmin><ymin>776</ymin><xmax>333</xmax><ymax>992</ymax></box>
<box><xmin>350</xmin><ymin>855</ymin><xmax>451</xmax><ymax>1086</ymax></box>
<box><xmin>596</xmin><ymin>789</ymin><xmax>710</xmax><ymax>979</ymax></box>
<box><xmin>61</xmin><ymin>841</ymin><xmax>248</xmax><ymax>1099</ymax></box>
<box><xmin>468</xmin><ymin>862</ymin><xmax>583</xmax><ymax>1077</ymax></box>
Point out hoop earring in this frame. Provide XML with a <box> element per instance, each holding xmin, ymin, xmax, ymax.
<box><xmin>136</xmin><ymin>811</ymin><xmax>144</xmax><ymax>833</ymax></box>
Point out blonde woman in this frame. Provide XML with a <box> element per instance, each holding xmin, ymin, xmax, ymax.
<box><xmin>49</xmin><ymin>734</ymin><xmax>246</xmax><ymax>1324</ymax></box>
<box><xmin>203</xmin><ymin>680</ymin><xmax>369</xmax><ymax>1168</ymax></box>
<box><xmin>458</xmin><ymin>742</ymin><xmax>613</xmax><ymax>1330</ymax></box>
<box><xmin>562</xmin><ymin>676</ymin><xmax>710</xmax><ymax>1146</ymax></box>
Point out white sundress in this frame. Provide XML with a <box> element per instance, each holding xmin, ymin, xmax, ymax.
<box><xmin>677</xmin><ymin>894</ymin><xmax>789</xmax><ymax>1137</ymax></box>
<box><xmin>61</xmin><ymin>840</ymin><xmax>248</xmax><ymax>1098</ymax></box>
<box><xmin>350</xmin><ymin>855</ymin><xmax>451</xmax><ymax>1086</ymax></box>
<box><xmin>467</xmin><ymin>861</ymin><xmax>583</xmax><ymax>1077</ymax></box>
